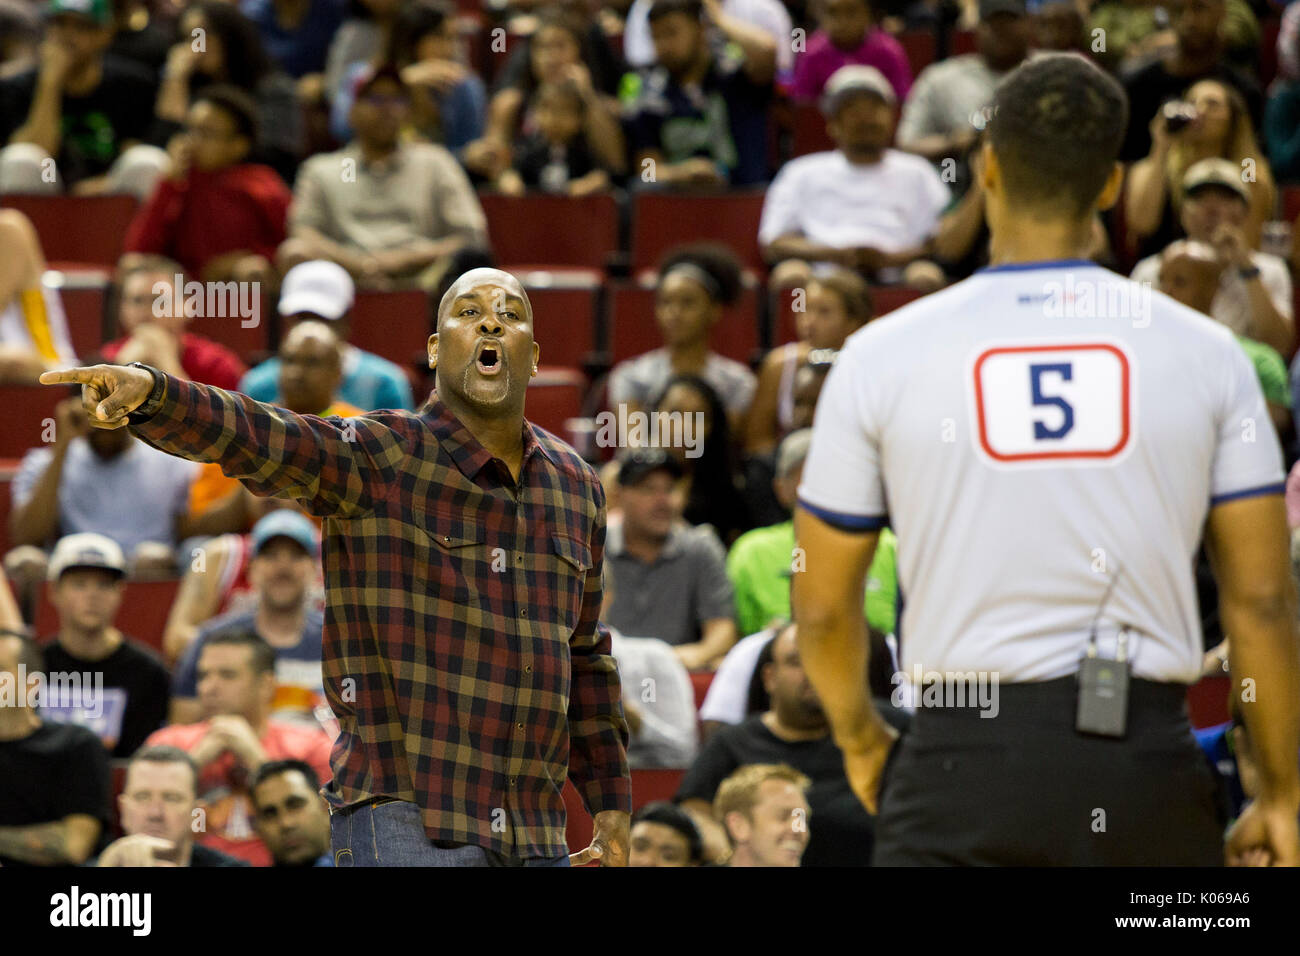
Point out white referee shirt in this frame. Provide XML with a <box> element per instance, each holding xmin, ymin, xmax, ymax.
<box><xmin>797</xmin><ymin>260</ymin><xmax>1285</xmax><ymax>683</ymax></box>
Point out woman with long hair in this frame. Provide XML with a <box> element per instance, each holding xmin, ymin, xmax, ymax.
<box><xmin>155</xmin><ymin>1</ymin><xmax>303</xmax><ymax>181</ymax></box>
<box><xmin>330</xmin><ymin>0</ymin><xmax>486</xmax><ymax>152</ymax></box>
<box><xmin>651</xmin><ymin>373</ymin><xmax>751</xmax><ymax>543</ymax></box>
<box><xmin>460</xmin><ymin>7</ymin><xmax>624</xmax><ymax>181</ymax></box>
<box><xmin>746</xmin><ymin>266</ymin><xmax>873</xmax><ymax>458</ymax></box>
<box><xmin>1125</xmin><ymin>78</ymin><xmax>1276</xmax><ymax>258</ymax></box>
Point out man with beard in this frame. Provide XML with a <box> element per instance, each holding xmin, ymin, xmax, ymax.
<box><xmin>38</xmin><ymin>267</ymin><xmax>632</xmax><ymax>867</ymax></box>
<box><xmin>675</xmin><ymin>623</ymin><xmax>900</xmax><ymax>865</ymax></box>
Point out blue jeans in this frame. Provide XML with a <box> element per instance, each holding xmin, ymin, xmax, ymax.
<box><xmin>330</xmin><ymin>798</ymin><xmax>570</xmax><ymax>867</ymax></box>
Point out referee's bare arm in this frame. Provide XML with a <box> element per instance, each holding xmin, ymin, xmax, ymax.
<box><xmin>1205</xmin><ymin>493</ymin><xmax>1300</xmax><ymax>866</ymax></box>
<box><xmin>791</xmin><ymin>508</ymin><xmax>898</xmax><ymax>814</ymax></box>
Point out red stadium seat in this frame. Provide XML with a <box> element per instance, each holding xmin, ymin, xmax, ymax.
<box><xmin>178</xmin><ymin>286</ymin><xmax>273</xmax><ymax>363</ymax></box>
<box><xmin>1186</xmin><ymin>675</ymin><xmax>1231</xmax><ymax>730</ymax></box>
<box><xmin>1282</xmin><ymin>185</ymin><xmax>1300</xmax><ymax>225</ymax></box>
<box><xmin>630</xmin><ymin>190</ymin><xmax>767</xmax><ymax>275</ymax></box>
<box><xmin>48</xmin><ymin>279</ymin><xmax>108</xmax><ymax>358</ymax></box>
<box><xmin>898</xmin><ymin>30</ymin><xmax>936</xmax><ymax>77</ymax></box>
<box><xmin>563</xmin><ymin>769</ymin><xmax>690</xmax><ymax>857</ymax></box>
<box><xmin>2</xmin><ymin>194</ymin><xmax>138</xmax><ymax>270</ymax></box>
<box><xmin>689</xmin><ymin>671</ymin><xmax>713</xmax><ymax>711</ymax></box>
<box><xmin>1259</xmin><ymin>16</ymin><xmax>1280</xmax><ymax>89</ymax></box>
<box><xmin>479</xmin><ymin>192</ymin><xmax>619</xmax><ymax>273</ymax></box>
<box><xmin>608</xmin><ymin>282</ymin><xmax>761</xmax><ymax>366</ymax></box>
<box><xmin>0</xmin><ymin>459</ymin><xmax>19</xmax><ymax>557</ymax></box>
<box><xmin>526</xmin><ymin>367</ymin><xmax>587</xmax><ymax>437</ymax></box>
<box><xmin>0</xmin><ymin>385</ymin><xmax>64</xmax><ymax>458</ymax></box>
<box><xmin>951</xmin><ymin>29</ymin><xmax>977</xmax><ymax>55</ymax></box>
<box><xmin>33</xmin><ymin>578</ymin><xmax>181</xmax><ymax>651</ymax></box>
<box><xmin>510</xmin><ymin>275</ymin><xmax>600</xmax><ymax>369</ymax></box>
<box><xmin>790</xmin><ymin>102</ymin><xmax>834</xmax><ymax>158</ymax></box>
<box><xmin>345</xmin><ymin>289</ymin><xmax>432</xmax><ymax>373</ymax></box>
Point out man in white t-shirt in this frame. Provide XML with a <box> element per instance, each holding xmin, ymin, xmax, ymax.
<box><xmin>758</xmin><ymin>65</ymin><xmax>950</xmax><ymax>291</ymax></box>
<box><xmin>793</xmin><ymin>54</ymin><xmax>1300</xmax><ymax>866</ymax></box>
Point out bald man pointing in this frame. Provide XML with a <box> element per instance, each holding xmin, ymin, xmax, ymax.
<box><xmin>41</xmin><ymin>269</ymin><xmax>632</xmax><ymax>867</ymax></box>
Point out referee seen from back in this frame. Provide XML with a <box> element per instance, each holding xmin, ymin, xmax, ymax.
<box><xmin>793</xmin><ymin>54</ymin><xmax>1300</xmax><ymax>866</ymax></box>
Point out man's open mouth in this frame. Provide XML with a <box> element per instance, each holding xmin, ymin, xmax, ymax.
<box><xmin>475</xmin><ymin>342</ymin><xmax>503</xmax><ymax>375</ymax></box>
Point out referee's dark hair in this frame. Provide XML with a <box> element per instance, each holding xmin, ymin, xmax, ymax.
<box><xmin>634</xmin><ymin>801</ymin><xmax>704</xmax><ymax>864</ymax></box>
<box><xmin>987</xmin><ymin>53</ymin><xmax>1128</xmax><ymax>218</ymax></box>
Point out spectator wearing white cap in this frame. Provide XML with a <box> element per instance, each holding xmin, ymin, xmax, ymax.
<box><xmin>1130</xmin><ymin>157</ymin><xmax>1293</xmax><ymax>356</ymax></box>
<box><xmin>238</xmin><ymin>260</ymin><xmax>414</xmax><ymax>411</ymax></box>
<box><xmin>169</xmin><ymin>509</ymin><xmax>326</xmax><ymax>733</ymax></box>
<box><xmin>38</xmin><ymin>532</ymin><xmax>171</xmax><ymax>758</ymax></box>
<box><xmin>759</xmin><ymin>64</ymin><xmax>949</xmax><ymax>291</ymax></box>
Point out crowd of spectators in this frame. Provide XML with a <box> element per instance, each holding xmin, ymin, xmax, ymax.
<box><xmin>2</xmin><ymin>0</ymin><xmax>1300</xmax><ymax>867</ymax></box>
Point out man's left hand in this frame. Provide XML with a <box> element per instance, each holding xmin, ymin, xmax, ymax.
<box><xmin>568</xmin><ymin>809</ymin><xmax>629</xmax><ymax>867</ymax></box>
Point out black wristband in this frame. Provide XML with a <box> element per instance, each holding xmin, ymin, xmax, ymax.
<box><xmin>128</xmin><ymin>362</ymin><xmax>166</xmax><ymax>420</ymax></box>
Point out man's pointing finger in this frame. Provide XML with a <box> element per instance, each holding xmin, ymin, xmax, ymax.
<box><xmin>39</xmin><ymin>367</ymin><xmax>95</xmax><ymax>386</ymax></box>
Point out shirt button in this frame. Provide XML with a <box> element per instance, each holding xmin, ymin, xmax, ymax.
<box><xmin>515</xmin><ymin>553</ymin><xmax>523</xmax><ymax>564</ymax></box>
<box><xmin>520</xmin><ymin>608</ymin><xmax>528</xmax><ymax>618</ymax></box>
<box><xmin>509</xmin><ymin>778</ymin><xmax>517</xmax><ymax>787</ymax></box>
<box><xmin>524</xmin><ymin>664</ymin><xmax>532</xmax><ymax>674</ymax></box>
<box><xmin>442</xmin><ymin>535</ymin><xmax>451</xmax><ymax>544</ymax></box>
<box><xmin>516</xmin><ymin>722</ymin><xmax>525</xmax><ymax>730</ymax></box>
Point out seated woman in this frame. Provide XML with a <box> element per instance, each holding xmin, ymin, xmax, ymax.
<box><xmin>0</xmin><ymin>209</ymin><xmax>76</xmax><ymax>384</ymax></box>
<box><xmin>331</xmin><ymin>0</ymin><xmax>486</xmax><ymax>155</ymax></box>
<box><xmin>746</xmin><ymin>266</ymin><xmax>872</xmax><ymax>459</ymax></box>
<box><xmin>1124</xmin><ymin>78</ymin><xmax>1275</xmax><ymax>261</ymax></box>
<box><xmin>607</xmin><ymin>242</ymin><xmax>757</xmax><ymax>439</ymax></box>
<box><xmin>460</xmin><ymin>7</ymin><xmax>625</xmax><ymax>183</ymax></box>
<box><xmin>154</xmin><ymin>1</ymin><xmax>305</xmax><ymax>183</ymax></box>
<box><xmin>652</xmin><ymin>373</ymin><xmax>751</xmax><ymax>544</ymax></box>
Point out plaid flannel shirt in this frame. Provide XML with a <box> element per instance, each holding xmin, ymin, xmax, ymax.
<box><xmin>128</xmin><ymin>374</ymin><xmax>630</xmax><ymax>858</ymax></box>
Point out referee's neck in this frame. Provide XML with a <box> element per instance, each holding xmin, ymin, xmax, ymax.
<box><xmin>987</xmin><ymin>215</ymin><xmax>1096</xmax><ymax>267</ymax></box>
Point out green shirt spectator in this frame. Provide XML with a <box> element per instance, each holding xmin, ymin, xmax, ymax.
<box><xmin>728</xmin><ymin>524</ymin><xmax>898</xmax><ymax>636</ymax></box>
<box><xmin>1236</xmin><ymin>335</ymin><xmax>1290</xmax><ymax>408</ymax></box>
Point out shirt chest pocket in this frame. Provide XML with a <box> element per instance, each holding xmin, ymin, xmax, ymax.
<box><xmin>548</xmin><ymin>533</ymin><xmax>592</xmax><ymax>635</ymax></box>
<box><xmin>414</xmin><ymin>516</ymin><xmax>486</xmax><ymax>601</ymax></box>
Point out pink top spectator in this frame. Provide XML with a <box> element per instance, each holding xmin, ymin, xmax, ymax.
<box><xmin>783</xmin><ymin>28</ymin><xmax>913</xmax><ymax>103</ymax></box>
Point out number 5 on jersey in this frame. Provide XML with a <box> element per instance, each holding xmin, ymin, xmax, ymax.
<box><xmin>972</xmin><ymin>342</ymin><xmax>1133</xmax><ymax>464</ymax></box>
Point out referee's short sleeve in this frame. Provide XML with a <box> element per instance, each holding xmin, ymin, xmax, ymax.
<box><xmin>1211</xmin><ymin>335</ymin><xmax>1286</xmax><ymax>505</ymax></box>
<box><xmin>796</xmin><ymin>340</ymin><xmax>888</xmax><ymax>530</ymax></box>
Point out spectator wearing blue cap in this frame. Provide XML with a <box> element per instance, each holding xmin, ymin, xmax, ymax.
<box><xmin>169</xmin><ymin>509</ymin><xmax>326</xmax><ymax>733</ymax></box>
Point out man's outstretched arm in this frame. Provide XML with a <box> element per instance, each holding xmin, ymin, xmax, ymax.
<box><xmin>39</xmin><ymin>364</ymin><xmax>394</xmax><ymax>517</ymax></box>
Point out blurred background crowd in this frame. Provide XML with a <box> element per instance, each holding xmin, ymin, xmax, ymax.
<box><xmin>0</xmin><ymin>0</ymin><xmax>1298</xmax><ymax>866</ymax></box>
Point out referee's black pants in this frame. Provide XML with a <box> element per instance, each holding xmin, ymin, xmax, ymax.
<box><xmin>872</xmin><ymin>676</ymin><xmax>1226</xmax><ymax>866</ymax></box>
